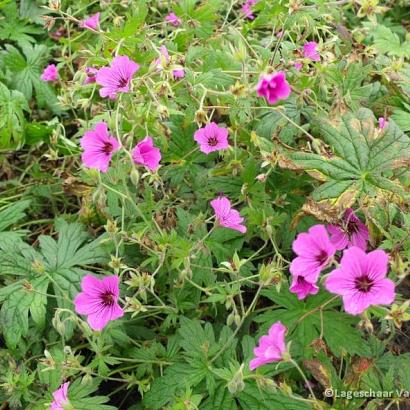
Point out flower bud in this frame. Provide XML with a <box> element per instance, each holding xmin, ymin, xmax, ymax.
<box><xmin>227</xmin><ymin>364</ymin><xmax>245</xmax><ymax>394</ymax></box>
<box><xmin>130</xmin><ymin>168</ymin><xmax>140</xmax><ymax>185</ymax></box>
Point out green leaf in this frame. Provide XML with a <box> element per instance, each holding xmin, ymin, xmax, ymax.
<box><xmin>0</xmin><ymin>199</ymin><xmax>30</xmax><ymax>232</ymax></box>
<box><xmin>143</xmin><ymin>363</ymin><xmax>206</xmax><ymax>410</ymax></box>
<box><xmin>254</xmin><ymin>288</ymin><xmax>368</xmax><ymax>358</ymax></box>
<box><xmin>289</xmin><ymin>109</ymin><xmax>410</xmax><ymax>201</ymax></box>
<box><xmin>237</xmin><ymin>382</ymin><xmax>311</xmax><ymax>410</ymax></box>
<box><xmin>200</xmin><ymin>383</ymin><xmax>238</xmax><ymax>410</ymax></box>
<box><xmin>0</xmin><ymin>276</ymin><xmax>48</xmax><ymax>349</ymax></box>
<box><xmin>327</xmin><ymin>62</ymin><xmax>373</xmax><ymax>110</ymax></box>
<box><xmin>1</xmin><ymin>44</ymin><xmax>61</xmax><ymax>113</ymax></box>
<box><xmin>372</xmin><ymin>25</ymin><xmax>410</xmax><ymax>58</ymax></box>
<box><xmin>68</xmin><ymin>378</ymin><xmax>116</xmax><ymax>410</ymax></box>
<box><xmin>392</xmin><ymin>109</ymin><xmax>410</xmax><ymax>132</ymax></box>
<box><xmin>0</xmin><ymin>2</ymin><xmax>42</xmax><ymax>48</ymax></box>
<box><xmin>322</xmin><ymin>311</ymin><xmax>370</xmax><ymax>357</ymax></box>
<box><xmin>0</xmin><ymin>82</ymin><xmax>30</xmax><ymax>148</ymax></box>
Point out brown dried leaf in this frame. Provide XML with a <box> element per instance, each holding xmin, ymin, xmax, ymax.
<box><xmin>344</xmin><ymin>357</ymin><xmax>375</xmax><ymax>386</ymax></box>
<box><xmin>62</xmin><ymin>176</ymin><xmax>93</xmax><ymax>196</ymax></box>
<box><xmin>291</xmin><ymin>199</ymin><xmax>340</xmax><ymax>230</ymax></box>
<box><xmin>303</xmin><ymin>359</ymin><xmax>331</xmax><ymax>388</ymax></box>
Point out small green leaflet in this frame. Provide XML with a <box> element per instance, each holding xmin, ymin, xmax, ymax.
<box><xmin>0</xmin><ymin>199</ymin><xmax>30</xmax><ymax>237</ymax></box>
<box><xmin>289</xmin><ymin>109</ymin><xmax>410</xmax><ymax>202</ymax></box>
<box><xmin>0</xmin><ymin>82</ymin><xmax>30</xmax><ymax>148</ymax></box>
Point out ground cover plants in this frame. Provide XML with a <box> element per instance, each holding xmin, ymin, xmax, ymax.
<box><xmin>0</xmin><ymin>0</ymin><xmax>410</xmax><ymax>409</ymax></box>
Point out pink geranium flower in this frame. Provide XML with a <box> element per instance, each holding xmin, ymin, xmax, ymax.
<box><xmin>173</xmin><ymin>68</ymin><xmax>185</xmax><ymax>78</ymax></box>
<box><xmin>80</xmin><ymin>12</ymin><xmax>100</xmax><ymax>30</ymax></box>
<box><xmin>327</xmin><ymin>208</ymin><xmax>369</xmax><ymax>251</ymax></box>
<box><xmin>41</xmin><ymin>64</ymin><xmax>58</xmax><ymax>82</ymax></box>
<box><xmin>80</xmin><ymin>122</ymin><xmax>120</xmax><ymax>173</ymax></box>
<box><xmin>378</xmin><ymin>117</ymin><xmax>388</xmax><ymax>129</ymax></box>
<box><xmin>211</xmin><ymin>196</ymin><xmax>246</xmax><ymax>234</ymax></box>
<box><xmin>242</xmin><ymin>2</ymin><xmax>255</xmax><ymax>19</ymax></box>
<box><xmin>294</xmin><ymin>62</ymin><xmax>303</xmax><ymax>71</ymax></box>
<box><xmin>242</xmin><ymin>0</ymin><xmax>258</xmax><ymax>19</ymax></box>
<box><xmin>132</xmin><ymin>137</ymin><xmax>161</xmax><ymax>171</ymax></box>
<box><xmin>303</xmin><ymin>41</ymin><xmax>320</xmax><ymax>61</ymax></box>
<box><xmin>290</xmin><ymin>275</ymin><xmax>319</xmax><ymax>300</ymax></box>
<box><xmin>194</xmin><ymin>122</ymin><xmax>229</xmax><ymax>154</ymax></box>
<box><xmin>256</xmin><ymin>72</ymin><xmax>291</xmax><ymax>105</ymax></box>
<box><xmin>96</xmin><ymin>55</ymin><xmax>139</xmax><ymax>99</ymax></box>
<box><xmin>74</xmin><ymin>275</ymin><xmax>124</xmax><ymax>331</ymax></box>
<box><xmin>325</xmin><ymin>247</ymin><xmax>395</xmax><ymax>315</ymax></box>
<box><xmin>50</xmin><ymin>382</ymin><xmax>69</xmax><ymax>410</ymax></box>
<box><xmin>290</xmin><ymin>225</ymin><xmax>336</xmax><ymax>284</ymax></box>
<box><xmin>249</xmin><ymin>321</ymin><xmax>287</xmax><ymax>370</ymax></box>
<box><xmin>84</xmin><ymin>67</ymin><xmax>98</xmax><ymax>84</ymax></box>
<box><xmin>165</xmin><ymin>12</ymin><xmax>181</xmax><ymax>26</ymax></box>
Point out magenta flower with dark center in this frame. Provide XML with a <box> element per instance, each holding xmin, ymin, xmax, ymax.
<box><xmin>325</xmin><ymin>247</ymin><xmax>395</xmax><ymax>315</ymax></box>
<box><xmin>132</xmin><ymin>136</ymin><xmax>161</xmax><ymax>171</ymax></box>
<box><xmin>290</xmin><ymin>275</ymin><xmax>319</xmax><ymax>300</ymax></box>
<box><xmin>290</xmin><ymin>224</ymin><xmax>336</xmax><ymax>284</ymax></box>
<box><xmin>80</xmin><ymin>12</ymin><xmax>100</xmax><ymax>30</ymax></box>
<box><xmin>96</xmin><ymin>55</ymin><xmax>139</xmax><ymax>99</ymax></box>
<box><xmin>41</xmin><ymin>64</ymin><xmax>58</xmax><ymax>82</ymax></box>
<box><xmin>303</xmin><ymin>41</ymin><xmax>320</xmax><ymax>61</ymax></box>
<box><xmin>74</xmin><ymin>275</ymin><xmax>124</xmax><ymax>331</ymax></box>
<box><xmin>327</xmin><ymin>208</ymin><xmax>369</xmax><ymax>251</ymax></box>
<box><xmin>211</xmin><ymin>196</ymin><xmax>246</xmax><ymax>234</ymax></box>
<box><xmin>50</xmin><ymin>382</ymin><xmax>70</xmax><ymax>410</ymax></box>
<box><xmin>80</xmin><ymin>122</ymin><xmax>120</xmax><ymax>173</ymax></box>
<box><xmin>249</xmin><ymin>321</ymin><xmax>287</xmax><ymax>370</ymax></box>
<box><xmin>194</xmin><ymin>122</ymin><xmax>229</xmax><ymax>154</ymax></box>
<box><xmin>256</xmin><ymin>72</ymin><xmax>291</xmax><ymax>105</ymax></box>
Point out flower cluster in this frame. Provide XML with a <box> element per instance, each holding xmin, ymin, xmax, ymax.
<box><xmin>37</xmin><ymin>5</ymin><xmax>400</xmax><ymax>402</ymax></box>
<box><xmin>288</xmin><ymin>209</ymin><xmax>395</xmax><ymax>315</ymax></box>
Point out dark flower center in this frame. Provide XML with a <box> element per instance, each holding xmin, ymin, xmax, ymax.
<box><xmin>102</xmin><ymin>142</ymin><xmax>113</xmax><ymax>154</ymax></box>
<box><xmin>315</xmin><ymin>250</ymin><xmax>329</xmax><ymax>265</ymax></box>
<box><xmin>117</xmin><ymin>76</ymin><xmax>128</xmax><ymax>88</ymax></box>
<box><xmin>207</xmin><ymin>136</ymin><xmax>218</xmax><ymax>146</ymax></box>
<box><xmin>101</xmin><ymin>291</ymin><xmax>115</xmax><ymax>306</ymax></box>
<box><xmin>346</xmin><ymin>220</ymin><xmax>359</xmax><ymax>236</ymax></box>
<box><xmin>297</xmin><ymin>276</ymin><xmax>306</xmax><ymax>285</ymax></box>
<box><xmin>354</xmin><ymin>275</ymin><xmax>374</xmax><ymax>293</ymax></box>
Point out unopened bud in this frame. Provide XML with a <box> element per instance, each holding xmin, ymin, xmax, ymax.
<box><xmin>130</xmin><ymin>168</ymin><xmax>140</xmax><ymax>185</ymax></box>
<box><xmin>227</xmin><ymin>364</ymin><xmax>245</xmax><ymax>394</ymax></box>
